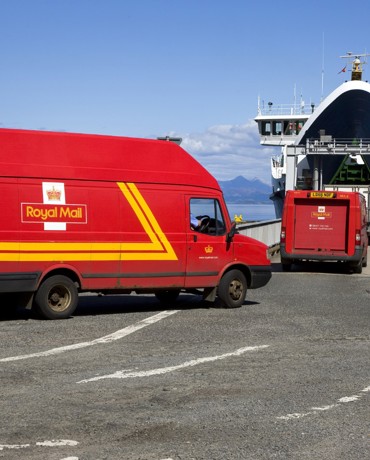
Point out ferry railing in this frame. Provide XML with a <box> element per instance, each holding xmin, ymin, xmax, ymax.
<box><xmin>236</xmin><ymin>219</ymin><xmax>281</xmax><ymax>255</ymax></box>
<box><xmin>306</xmin><ymin>137</ymin><xmax>370</xmax><ymax>154</ymax></box>
<box><xmin>256</xmin><ymin>103</ymin><xmax>315</xmax><ymax>116</ymax></box>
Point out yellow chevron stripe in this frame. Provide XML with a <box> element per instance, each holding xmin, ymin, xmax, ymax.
<box><xmin>0</xmin><ymin>182</ymin><xmax>178</xmax><ymax>262</ymax></box>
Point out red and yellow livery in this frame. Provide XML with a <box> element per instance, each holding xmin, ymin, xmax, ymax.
<box><xmin>0</xmin><ymin>128</ymin><xmax>271</xmax><ymax>318</ymax></box>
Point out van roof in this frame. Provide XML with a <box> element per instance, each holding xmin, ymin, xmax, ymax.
<box><xmin>0</xmin><ymin>128</ymin><xmax>220</xmax><ymax>190</ymax></box>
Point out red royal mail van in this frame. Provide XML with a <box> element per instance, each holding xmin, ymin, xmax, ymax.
<box><xmin>0</xmin><ymin>128</ymin><xmax>271</xmax><ymax>319</ymax></box>
<box><xmin>280</xmin><ymin>190</ymin><xmax>368</xmax><ymax>272</ymax></box>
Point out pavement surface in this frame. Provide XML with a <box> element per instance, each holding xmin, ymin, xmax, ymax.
<box><xmin>0</xmin><ymin>259</ymin><xmax>369</xmax><ymax>460</ymax></box>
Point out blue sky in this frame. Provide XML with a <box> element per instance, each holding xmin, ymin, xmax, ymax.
<box><xmin>1</xmin><ymin>0</ymin><xmax>370</xmax><ymax>184</ymax></box>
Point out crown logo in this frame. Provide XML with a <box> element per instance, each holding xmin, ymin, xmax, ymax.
<box><xmin>46</xmin><ymin>186</ymin><xmax>62</xmax><ymax>201</ymax></box>
<box><xmin>204</xmin><ymin>245</ymin><xmax>213</xmax><ymax>254</ymax></box>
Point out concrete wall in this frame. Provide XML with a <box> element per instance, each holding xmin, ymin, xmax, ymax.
<box><xmin>237</xmin><ymin>219</ymin><xmax>281</xmax><ymax>250</ymax></box>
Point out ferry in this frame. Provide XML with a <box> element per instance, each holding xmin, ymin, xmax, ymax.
<box><xmin>255</xmin><ymin>52</ymin><xmax>370</xmax><ymax>218</ymax></box>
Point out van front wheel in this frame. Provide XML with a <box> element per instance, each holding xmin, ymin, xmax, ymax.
<box><xmin>218</xmin><ymin>269</ymin><xmax>247</xmax><ymax>308</ymax></box>
<box><xmin>34</xmin><ymin>275</ymin><xmax>78</xmax><ymax>320</ymax></box>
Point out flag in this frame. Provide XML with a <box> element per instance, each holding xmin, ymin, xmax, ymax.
<box><xmin>338</xmin><ymin>66</ymin><xmax>346</xmax><ymax>74</ymax></box>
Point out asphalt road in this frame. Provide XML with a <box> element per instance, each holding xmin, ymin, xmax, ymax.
<box><xmin>0</xmin><ymin>258</ymin><xmax>369</xmax><ymax>460</ymax></box>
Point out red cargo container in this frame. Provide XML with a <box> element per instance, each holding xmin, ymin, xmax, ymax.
<box><xmin>0</xmin><ymin>128</ymin><xmax>271</xmax><ymax>319</ymax></box>
<box><xmin>280</xmin><ymin>190</ymin><xmax>368</xmax><ymax>272</ymax></box>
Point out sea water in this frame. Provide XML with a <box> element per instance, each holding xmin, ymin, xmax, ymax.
<box><xmin>226</xmin><ymin>203</ymin><xmax>276</xmax><ymax>222</ymax></box>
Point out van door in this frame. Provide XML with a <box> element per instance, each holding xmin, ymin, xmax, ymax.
<box><xmin>185</xmin><ymin>197</ymin><xmax>231</xmax><ymax>287</ymax></box>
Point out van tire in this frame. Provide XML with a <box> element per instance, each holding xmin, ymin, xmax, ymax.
<box><xmin>281</xmin><ymin>257</ymin><xmax>292</xmax><ymax>271</ymax></box>
<box><xmin>218</xmin><ymin>269</ymin><xmax>247</xmax><ymax>308</ymax></box>
<box><xmin>353</xmin><ymin>262</ymin><xmax>363</xmax><ymax>274</ymax></box>
<box><xmin>155</xmin><ymin>289</ymin><xmax>180</xmax><ymax>305</ymax></box>
<box><xmin>34</xmin><ymin>275</ymin><xmax>78</xmax><ymax>320</ymax></box>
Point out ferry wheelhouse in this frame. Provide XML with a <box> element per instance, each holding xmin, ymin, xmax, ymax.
<box><xmin>255</xmin><ymin>99</ymin><xmax>314</xmax><ymax>217</ymax></box>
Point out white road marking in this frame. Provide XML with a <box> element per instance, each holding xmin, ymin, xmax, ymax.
<box><xmin>77</xmin><ymin>345</ymin><xmax>270</xmax><ymax>383</ymax></box>
<box><xmin>0</xmin><ymin>443</ymin><xmax>30</xmax><ymax>450</ymax></box>
<box><xmin>0</xmin><ymin>439</ymin><xmax>78</xmax><ymax>451</ymax></box>
<box><xmin>338</xmin><ymin>395</ymin><xmax>361</xmax><ymax>403</ymax></box>
<box><xmin>0</xmin><ymin>310</ymin><xmax>179</xmax><ymax>363</ymax></box>
<box><xmin>36</xmin><ymin>440</ymin><xmax>79</xmax><ymax>447</ymax></box>
<box><xmin>311</xmin><ymin>404</ymin><xmax>337</xmax><ymax>411</ymax></box>
<box><xmin>277</xmin><ymin>385</ymin><xmax>370</xmax><ymax>420</ymax></box>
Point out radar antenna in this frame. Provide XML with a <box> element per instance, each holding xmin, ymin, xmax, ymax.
<box><xmin>339</xmin><ymin>52</ymin><xmax>370</xmax><ymax>81</ymax></box>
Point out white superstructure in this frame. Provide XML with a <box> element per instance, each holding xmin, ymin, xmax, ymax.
<box><xmin>255</xmin><ymin>53</ymin><xmax>370</xmax><ymax>218</ymax></box>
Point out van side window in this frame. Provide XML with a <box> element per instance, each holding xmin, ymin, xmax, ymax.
<box><xmin>190</xmin><ymin>198</ymin><xmax>226</xmax><ymax>236</ymax></box>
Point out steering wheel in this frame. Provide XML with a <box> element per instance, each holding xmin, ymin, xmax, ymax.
<box><xmin>197</xmin><ymin>215</ymin><xmax>211</xmax><ymax>232</ymax></box>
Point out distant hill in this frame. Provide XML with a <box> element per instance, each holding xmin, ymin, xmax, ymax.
<box><xmin>218</xmin><ymin>176</ymin><xmax>271</xmax><ymax>203</ymax></box>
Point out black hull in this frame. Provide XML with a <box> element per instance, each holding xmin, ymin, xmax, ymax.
<box><xmin>269</xmin><ymin>190</ymin><xmax>284</xmax><ymax>219</ymax></box>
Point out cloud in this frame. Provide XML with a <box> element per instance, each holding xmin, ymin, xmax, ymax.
<box><xmin>170</xmin><ymin>119</ymin><xmax>277</xmax><ymax>185</ymax></box>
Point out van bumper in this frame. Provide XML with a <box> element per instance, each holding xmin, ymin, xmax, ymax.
<box><xmin>280</xmin><ymin>244</ymin><xmax>364</xmax><ymax>263</ymax></box>
<box><xmin>249</xmin><ymin>266</ymin><xmax>272</xmax><ymax>289</ymax></box>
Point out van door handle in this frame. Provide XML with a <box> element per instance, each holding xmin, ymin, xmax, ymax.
<box><xmin>193</xmin><ymin>235</ymin><xmax>197</xmax><ymax>242</ymax></box>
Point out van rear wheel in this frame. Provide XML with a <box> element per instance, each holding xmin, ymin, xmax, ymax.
<box><xmin>353</xmin><ymin>262</ymin><xmax>363</xmax><ymax>274</ymax></box>
<box><xmin>218</xmin><ymin>269</ymin><xmax>247</xmax><ymax>308</ymax></box>
<box><xmin>362</xmin><ymin>253</ymin><xmax>367</xmax><ymax>267</ymax></box>
<box><xmin>281</xmin><ymin>257</ymin><xmax>292</xmax><ymax>271</ymax></box>
<box><xmin>34</xmin><ymin>275</ymin><xmax>78</xmax><ymax>320</ymax></box>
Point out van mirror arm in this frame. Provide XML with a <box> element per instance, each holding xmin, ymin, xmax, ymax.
<box><xmin>226</xmin><ymin>221</ymin><xmax>237</xmax><ymax>242</ymax></box>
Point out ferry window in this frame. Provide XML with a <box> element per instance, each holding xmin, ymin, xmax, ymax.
<box><xmin>273</xmin><ymin>121</ymin><xmax>282</xmax><ymax>135</ymax></box>
<box><xmin>261</xmin><ymin>121</ymin><xmax>271</xmax><ymax>135</ymax></box>
<box><xmin>190</xmin><ymin>198</ymin><xmax>226</xmax><ymax>236</ymax></box>
<box><xmin>285</xmin><ymin>121</ymin><xmax>296</xmax><ymax>135</ymax></box>
<box><xmin>297</xmin><ymin>120</ymin><xmax>305</xmax><ymax>132</ymax></box>
<box><xmin>283</xmin><ymin>120</ymin><xmax>306</xmax><ymax>135</ymax></box>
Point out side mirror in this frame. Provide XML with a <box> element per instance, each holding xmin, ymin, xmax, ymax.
<box><xmin>226</xmin><ymin>221</ymin><xmax>237</xmax><ymax>242</ymax></box>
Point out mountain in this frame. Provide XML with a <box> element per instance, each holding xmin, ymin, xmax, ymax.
<box><xmin>218</xmin><ymin>176</ymin><xmax>271</xmax><ymax>203</ymax></box>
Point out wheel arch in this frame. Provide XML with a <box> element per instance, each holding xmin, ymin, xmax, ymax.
<box><xmin>37</xmin><ymin>265</ymin><xmax>82</xmax><ymax>290</ymax></box>
<box><xmin>220</xmin><ymin>263</ymin><xmax>252</xmax><ymax>288</ymax></box>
